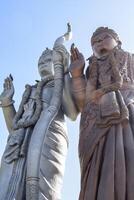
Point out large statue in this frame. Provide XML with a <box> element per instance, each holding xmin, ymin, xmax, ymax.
<box><xmin>0</xmin><ymin>24</ymin><xmax>77</xmax><ymax>200</ymax></box>
<box><xmin>69</xmin><ymin>27</ymin><xmax>134</xmax><ymax>200</ymax></box>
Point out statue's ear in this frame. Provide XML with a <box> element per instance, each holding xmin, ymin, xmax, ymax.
<box><xmin>118</xmin><ymin>40</ymin><xmax>122</xmax><ymax>49</ymax></box>
<box><xmin>86</xmin><ymin>55</ymin><xmax>95</xmax><ymax>64</ymax></box>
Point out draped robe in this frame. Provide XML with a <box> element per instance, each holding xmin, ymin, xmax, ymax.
<box><xmin>0</xmin><ymin>81</ymin><xmax>68</xmax><ymax>200</ymax></box>
<box><xmin>79</xmin><ymin>50</ymin><xmax>134</xmax><ymax>200</ymax></box>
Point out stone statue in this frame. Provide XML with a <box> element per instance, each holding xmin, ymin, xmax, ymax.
<box><xmin>69</xmin><ymin>27</ymin><xmax>134</xmax><ymax>200</ymax></box>
<box><xmin>0</xmin><ymin>23</ymin><xmax>78</xmax><ymax>200</ymax></box>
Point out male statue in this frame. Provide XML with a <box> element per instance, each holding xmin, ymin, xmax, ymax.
<box><xmin>0</xmin><ymin>24</ymin><xmax>78</xmax><ymax>200</ymax></box>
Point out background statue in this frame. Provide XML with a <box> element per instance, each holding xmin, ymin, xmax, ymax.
<box><xmin>0</xmin><ymin>24</ymin><xmax>78</xmax><ymax>200</ymax></box>
<box><xmin>69</xmin><ymin>27</ymin><xmax>134</xmax><ymax>200</ymax></box>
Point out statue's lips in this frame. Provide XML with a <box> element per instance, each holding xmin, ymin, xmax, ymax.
<box><xmin>96</xmin><ymin>46</ymin><xmax>108</xmax><ymax>54</ymax></box>
<box><xmin>100</xmin><ymin>48</ymin><xmax>108</xmax><ymax>54</ymax></box>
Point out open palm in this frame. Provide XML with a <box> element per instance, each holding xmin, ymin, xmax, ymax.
<box><xmin>0</xmin><ymin>75</ymin><xmax>14</xmax><ymax>102</ymax></box>
<box><xmin>69</xmin><ymin>44</ymin><xmax>85</xmax><ymax>77</ymax></box>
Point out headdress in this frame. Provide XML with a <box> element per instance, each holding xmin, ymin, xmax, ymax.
<box><xmin>91</xmin><ymin>27</ymin><xmax>122</xmax><ymax>46</ymax></box>
<box><xmin>38</xmin><ymin>48</ymin><xmax>53</xmax><ymax>66</ymax></box>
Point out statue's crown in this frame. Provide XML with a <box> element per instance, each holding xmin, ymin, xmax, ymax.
<box><xmin>91</xmin><ymin>27</ymin><xmax>121</xmax><ymax>45</ymax></box>
<box><xmin>38</xmin><ymin>48</ymin><xmax>53</xmax><ymax>66</ymax></box>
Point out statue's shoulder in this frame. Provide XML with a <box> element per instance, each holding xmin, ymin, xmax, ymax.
<box><xmin>122</xmin><ymin>49</ymin><xmax>134</xmax><ymax>61</ymax></box>
<box><xmin>119</xmin><ymin>48</ymin><xmax>134</xmax><ymax>57</ymax></box>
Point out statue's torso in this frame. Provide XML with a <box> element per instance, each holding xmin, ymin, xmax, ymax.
<box><xmin>97</xmin><ymin>50</ymin><xmax>134</xmax><ymax>88</ymax></box>
<box><xmin>22</xmin><ymin>81</ymin><xmax>65</xmax><ymax>121</ymax></box>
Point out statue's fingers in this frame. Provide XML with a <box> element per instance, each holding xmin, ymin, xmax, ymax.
<box><xmin>72</xmin><ymin>48</ymin><xmax>77</xmax><ymax>60</ymax></box>
<box><xmin>6</xmin><ymin>78</ymin><xmax>11</xmax><ymax>89</ymax></box>
<box><xmin>74</xmin><ymin>46</ymin><xmax>84</xmax><ymax>60</ymax></box>
<box><xmin>70</xmin><ymin>43</ymin><xmax>75</xmax><ymax>51</ymax></box>
<box><xmin>70</xmin><ymin>44</ymin><xmax>74</xmax><ymax>55</ymax></box>
<box><xmin>79</xmin><ymin>53</ymin><xmax>84</xmax><ymax>61</ymax></box>
<box><xmin>70</xmin><ymin>55</ymin><xmax>74</xmax><ymax>62</ymax></box>
<box><xmin>4</xmin><ymin>78</ymin><xmax>9</xmax><ymax>90</ymax></box>
<box><xmin>9</xmin><ymin>74</ymin><xmax>13</xmax><ymax>81</ymax></box>
<box><xmin>5</xmin><ymin>77</ymin><xmax>13</xmax><ymax>90</ymax></box>
<box><xmin>75</xmin><ymin>47</ymin><xmax>81</xmax><ymax>58</ymax></box>
<box><xmin>70</xmin><ymin>44</ymin><xmax>77</xmax><ymax>60</ymax></box>
<box><xmin>7</xmin><ymin>77</ymin><xmax>12</xmax><ymax>89</ymax></box>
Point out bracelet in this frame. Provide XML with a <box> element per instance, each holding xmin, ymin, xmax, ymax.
<box><xmin>72</xmin><ymin>87</ymin><xmax>86</xmax><ymax>92</ymax></box>
<box><xmin>0</xmin><ymin>99</ymin><xmax>15</xmax><ymax>108</ymax></box>
<box><xmin>71</xmin><ymin>74</ymin><xmax>85</xmax><ymax>79</ymax></box>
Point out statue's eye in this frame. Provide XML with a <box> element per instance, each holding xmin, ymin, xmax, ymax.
<box><xmin>95</xmin><ymin>40</ymin><xmax>102</xmax><ymax>44</ymax></box>
<box><xmin>92</xmin><ymin>40</ymin><xmax>99</xmax><ymax>45</ymax></box>
<box><xmin>46</xmin><ymin>59</ymin><xmax>52</xmax><ymax>62</ymax></box>
<box><xmin>104</xmin><ymin>35</ymin><xmax>111</xmax><ymax>40</ymax></box>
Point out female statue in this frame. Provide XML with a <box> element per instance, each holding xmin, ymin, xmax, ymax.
<box><xmin>0</xmin><ymin>24</ymin><xmax>78</xmax><ymax>200</ymax></box>
<box><xmin>69</xmin><ymin>27</ymin><xmax>134</xmax><ymax>200</ymax></box>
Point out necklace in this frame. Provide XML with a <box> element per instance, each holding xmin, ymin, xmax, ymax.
<box><xmin>13</xmin><ymin>76</ymin><xmax>54</xmax><ymax>130</ymax></box>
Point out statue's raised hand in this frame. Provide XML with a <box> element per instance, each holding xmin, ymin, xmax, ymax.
<box><xmin>0</xmin><ymin>75</ymin><xmax>14</xmax><ymax>103</ymax></box>
<box><xmin>69</xmin><ymin>44</ymin><xmax>85</xmax><ymax>78</ymax></box>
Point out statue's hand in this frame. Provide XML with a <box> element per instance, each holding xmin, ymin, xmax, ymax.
<box><xmin>53</xmin><ymin>45</ymin><xmax>69</xmax><ymax>74</ymax></box>
<box><xmin>89</xmin><ymin>89</ymin><xmax>104</xmax><ymax>102</ymax></box>
<box><xmin>69</xmin><ymin>44</ymin><xmax>85</xmax><ymax>78</ymax></box>
<box><xmin>0</xmin><ymin>75</ymin><xmax>14</xmax><ymax>103</ymax></box>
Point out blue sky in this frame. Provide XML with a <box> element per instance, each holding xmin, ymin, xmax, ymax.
<box><xmin>0</xmin><ymin>0</ymin><xmax>134</xmax><ymax>199</ymax></box>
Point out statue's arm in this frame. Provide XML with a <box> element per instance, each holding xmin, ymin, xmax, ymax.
<box><xmin>70</xmin><ymin>75</ymin><xmax>86</xmax><ymax>112</ymax></box>
<box><xmin>1</xmin><ymin>103</ymin><xmax>16</xmax><ymax>133</ymax></box>
<box><xmin>90</xmin><ymin>79</ymin><xmax>122</xmax><ymax>102</ymax></box>
<box><xmin>89</xmin><ymin>79</ymin><xmax>122</xmax><ymax>103</ymax></box>
<box><xmin>62</xmin><ymin>73</ymin><xmax>79</xmax><ymax>121</ymax></box>
<box><xmin>52</xmin><ymin>45</ymin><xmax>79</xmax><ymax>119</ymax></box>
<box><xmin>69</xmin><ymin>44</ymin><xmax>86</xmax><ymax>112</ymax></box>
<box><xmin>0</xmin><ymin>76</ymin><xmax>16</xmax><ymax>133</ymax></box>
<box><xmin>53</xmin><ymin>38</ymin><xmax>86</xmax><ymax>113</ymax></box>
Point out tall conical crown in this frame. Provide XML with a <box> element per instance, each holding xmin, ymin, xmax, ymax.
<box><xmin>38</xmin><ymin>48</ymin><xmax>53</xmax><ymax>66</ymax></box>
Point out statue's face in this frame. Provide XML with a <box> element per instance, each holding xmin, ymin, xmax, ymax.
<box><xmin>38</xmin><ymin>53</ymin><xmax>54</xmax><ymax>79</ymax></box>
<box><xmin>92</xmin><ymin>32</ymin><xmax>118</xmax><ymax>58</ymax></box>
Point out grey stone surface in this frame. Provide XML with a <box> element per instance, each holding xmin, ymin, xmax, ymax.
<box><xmin>0</xmin><ymin>24</ymin><xmax>78</xmax><ymax>200</ymax></box>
